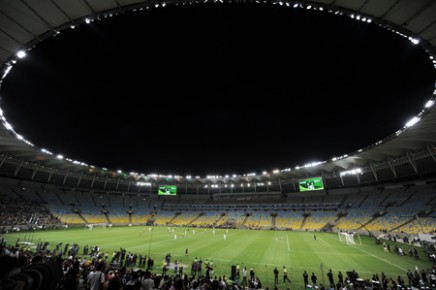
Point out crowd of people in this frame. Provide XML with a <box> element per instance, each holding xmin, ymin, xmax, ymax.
<box><xmin>0</xmin><ymin>236</ymin><xmax>268</xmax><ymax>290</ymax></box>
<box><xmin>1</xmin><ymin>234</ymin><xmax>436</xmax><ymax>290</ymax></box>
<box><xmin>0</xmin><ymin>197</ymin><xmax>63</xmax><ymax>232</ymax></box>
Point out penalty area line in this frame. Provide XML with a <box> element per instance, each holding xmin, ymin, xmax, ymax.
<box><xmin>325</xmin><ymin>234</ymin><xmax>407</xmax><ymax>272</ymax></box>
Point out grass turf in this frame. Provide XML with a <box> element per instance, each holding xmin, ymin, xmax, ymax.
<box><xmin>3</xmin><ymin>226</ymin><xmax>431</xmax><ymax>289</ymax></box>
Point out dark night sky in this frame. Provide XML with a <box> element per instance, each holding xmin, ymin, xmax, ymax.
<box><xmin>0</xmin><ymin>3</ymin><xmax>435</xmax><ymax>176</ymax></box>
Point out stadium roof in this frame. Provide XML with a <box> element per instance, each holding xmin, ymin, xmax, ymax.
<box><xmin>0</xmin><ymin>0</ymin><xmax>435</xmax><ymax>191</ymax></box>
<box><xmin>0</xmin><ymin>0</ymin><xmax>436</xmax><ymax>63</ymax></box>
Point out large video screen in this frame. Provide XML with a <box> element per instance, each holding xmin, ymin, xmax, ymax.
<box><xmin>158</xmin><ymin>185</ymin><xmax>177</xmax><ymax>196</ymax></box>
<box><xmin>298</xmin><ymin>177</ymin><xmax>324</xmax><ymax>192</ymax></box>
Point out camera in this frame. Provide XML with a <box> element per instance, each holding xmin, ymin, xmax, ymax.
<box><xmin>0</xmin><ymin>255</ymin><xmax>63</xmax><ymax>290</ymax></box>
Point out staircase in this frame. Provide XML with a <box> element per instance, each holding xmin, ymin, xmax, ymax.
<box><xmin>213</xmin><ymin>213</ymin><xmax>226</xmax><ymax>225</ymax></box>
<box><xmin>338</xmin><ymin>194</ymin><xmax>348</xmax><ymax>207</ymax></box>
<box><xmin>321</xmin><ymin>221</ymin><xmax>338</xmax><ymax>232</ymax></box>
<box><xmin>76</xmin><ymin>212</ymin><xmax>88</xmax><ymax>224</ymax></box>
<box><xmin>389</xmin><ymin>217</ymin><xmax>416</xmax><ymax>232</ymax></box>
<box><xmin>241</xmin><ymin>214</ymin><xmax>251</xmax><ymax>226</ymax></box>
<box><xmin>187</xmin><ymin>213</ymin><xmax>204</xmax><ymax>226</ymax></box>
<box><xmin>271</xmin><ymin>214</ymin><xmax>277</xmax><ymax>227</ymax></box>
<box><xmin>104</xmin><ymin>213</ymin><xmax>112</xmax><ymax>224</ymax></box>
<box><xmin>358</xmin><ymin>195</ymin><xmax>369</xmax><ymax>207</ymax></box>
<box><xmin>400</xmin><ymin>191</ymin><xmax>418</xmax><ymax>206</ymax></box>
<box><xmin>299</xmin><ymin>215</ymin><xmax>308</xmax><ymax>230</ymax></box>
<box><xmin>55</xmin><ymin>192</ymin><xmax>65</xmax><ymax>206</ymax></box>
<box><xmin>167</xmin><ymin>212</ymin><xmax>181</xmax><ymax>224</ymax></box>
<box><xmin>378</xmin><ymin>192</ymin><xmax>391</xmax><ymax>207</ymax></box>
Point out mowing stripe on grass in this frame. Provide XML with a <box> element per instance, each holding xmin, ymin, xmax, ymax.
<box><xmin>286</xmin><ymin>234</ymin><xmax>290</xmax><ymax>252</ymax></box>
<box><xmin>5</xmin><ymin>226</ymin><xmax>432</xmax><ymax>289</ymax></box>
<box><xmin>146</xmin><ymin>254</ymin><xmax>402</xmax><ymax>276</ymax></box>
<box><xmin>324</xmin><ymin>233</ymin><xmax>407</xmax><ymax>272</ymax></box>
<box><xmin>352</xmin><ymin>246</ymin><xmax>407</xmax><ymax>272</ymax></box>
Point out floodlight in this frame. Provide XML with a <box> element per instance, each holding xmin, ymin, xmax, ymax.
<box><xmin>425</xmin><ymin>100</ymin><xmax>434</xmax><ymax>108</ymax></box>
<box><xmin>16</xmin><ymin>50</ymin><xmax>26</xmax><ymax>59</ymax></box>
<box><xmin>405</xmin><ymin>116</ymin><xmax>420</xmax><ymax>127</ymax></box>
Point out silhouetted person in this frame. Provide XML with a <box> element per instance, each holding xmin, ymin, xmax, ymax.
<box><xmin>303</xmin><ymin>270</ymin><xmax>309</xmax><ymax>287</ymax></box>
<box><xmin>274</xmin><ymin>267</ymin><xmax>279</xmax><ymax>284</ymax></box>
<box><xmin>311</xmin><ymin>272</ymin><xmax>317</xmax><ymax>286</ymax></box>
<box><xmin>338</xmin><ymin>271</ymin><xmax>344</xmax><ymax>284</ymax></box>
<box><xmin>328</xmin><ymin>269</ymin><xmax>335</xmax><ymax>287</ymax></box>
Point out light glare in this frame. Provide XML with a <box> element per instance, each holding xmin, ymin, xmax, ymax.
<box><xmin>16</xmin><ymin>50</ymin><xmax>26</xmax><ymax>59</ymax></box>
<box><xmin>405</xmin><ymin>116</ymin><xmax>420</xmax><ymax>127</ymax></box>
<box><xmin>425</xmin><ymin>100</ymin><xmax>434</xmax><ymax>108</ymax></box>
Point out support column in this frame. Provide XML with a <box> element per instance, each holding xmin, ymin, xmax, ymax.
<box><xmin>31</xmin><ymin>164</ymin><xmax>40</xmax><ymax>180</ymax></box>
<box><xmin>388</xmin><ymin>160</ymin><xmax>397</xmax><ymax>178</ymax></box>
<box><xmin>116</xmin><ymin>177</ymin><xmax>120</xmax><ymax>191</ymax></box>
<box><xmin>90</xmin><ymin>173</ymin><xmax>97</xmax><ymax>189</ymax></box>
<box><xmin>407</xmin><ymin>152</ymin><xmax>418</xmax><ymax>174</ymax></box>
<box><xmin>47</xmin><ymin>168</ymin><xmax>55</xmax><ymax>182</ymax></box>
<box><xmin>14</xmin><ymin>160</ymin><xmax>24</xmax><ymax>176</ymax></box>
<box><xmin>62</xmin><ymin>170</ymin><xmax>70</xmax><ymax>185</ymax></box>
<box><xmin>77</xmin><ymin>172</ymin><xmax>83</xmax><ymax>187</ymax></box>
<box><xmin>0</xmin><ymin>154</ymin><xmax>8</xmax><ymax>168</ymax></box>
<box><xmin>370</xmin><ymin>162</ymin><xmax>378</xmax><ymax>181</ymax></box>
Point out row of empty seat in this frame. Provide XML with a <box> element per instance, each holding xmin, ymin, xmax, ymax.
<box><xmin>0</xmin><ymin>177</ymin><xmax>435</xmax><ymax>235</ymax></box>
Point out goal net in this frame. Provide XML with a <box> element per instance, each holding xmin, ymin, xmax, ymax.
<box><xmin>338</xmin><ymin>232</ymin><xmax>358</xmax><ymax>245</ymax></box>
<box><xmin>86</xmin><ymin>223</ymin><xmax>109</xmax><ymax>229</ymax></box>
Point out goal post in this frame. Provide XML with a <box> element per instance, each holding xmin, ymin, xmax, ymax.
<box><xmin>338</xmin><ymin>231</ymin><xmax>361</xmax><ymax>245</ymax></box>
<box><xmin>86</xmin><ymin>223</ymin><xmax>109</xmax><ymax>229</ymax></box>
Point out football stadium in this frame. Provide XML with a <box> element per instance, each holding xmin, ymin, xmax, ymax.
<box><xmin>1</xmin><ymin>1</ymin><xmax>436</xmax><ymax>290</ymax></box>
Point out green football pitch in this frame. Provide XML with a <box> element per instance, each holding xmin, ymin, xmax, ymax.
<box><xmin>3</xmin><ymin>226</ymin><xmax>431</xmax><ymax>289</ymax></box>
